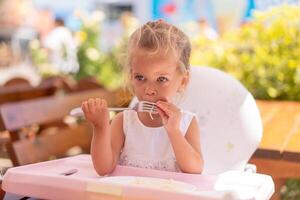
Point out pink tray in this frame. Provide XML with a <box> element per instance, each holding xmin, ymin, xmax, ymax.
<box><xmin>2</xmin><ymin>155</ymin><xmax>274</xmax><ymax>200</ymax></box>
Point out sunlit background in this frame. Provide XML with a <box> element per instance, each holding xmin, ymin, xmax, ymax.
<box><xmin>1</xmin><ymin>1</ymin><xmax>300</xmax><ymax>199</ymax></box>
<box><xmin>1</xmin><ymin>0</ymin><xmax>299</xmax><ymax>97</ymax></box>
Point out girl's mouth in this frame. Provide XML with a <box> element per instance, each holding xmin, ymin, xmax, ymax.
<box><xmin>156</xmin><ymin>98</ymin><xmax>168</xmax><ymax>103</ymax></box>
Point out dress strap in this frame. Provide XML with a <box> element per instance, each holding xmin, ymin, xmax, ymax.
<box><xmin>179</xmin><ymin>110</ymin><xmax>196</xmax><ymax>136</ymax></box>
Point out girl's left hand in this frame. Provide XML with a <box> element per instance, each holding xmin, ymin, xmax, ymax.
<box><xmin>156</xmin><ymin>101</ymin><xmax>181</xmax><ymax>134</ymax></box>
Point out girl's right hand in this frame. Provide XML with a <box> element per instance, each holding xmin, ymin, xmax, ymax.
<box><xmin>81</xmin><ymin>98</ymin><xmax>110</xmax><ymax>130</ymax></box>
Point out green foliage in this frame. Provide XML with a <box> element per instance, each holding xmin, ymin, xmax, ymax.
<box><xmin>29</xmin><ymin>11</ymin><xmax>126</xmax><ymax>91</ymax></box>
<box><xmin>29</xmin><ymin>39</ymin><xmax>59</xmax><ymax>77</ymax></box>
<box><xmin>191</xmin><ymin>5</ymin><xmax>300</xmax><ymax>101</ymax></box>
<box><xmin>75</xmin><ymin>16</ymin><xmax>123</xmax><ymax>91</ymax></box>
<box><xmin>281</xmin><ymin>179</ymin><xmax>300</xmax><ymax>200</ymax></box>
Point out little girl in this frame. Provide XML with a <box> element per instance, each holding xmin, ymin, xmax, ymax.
<box><xmin>81</xmin><ymin>20</ymin><xmax>203</xmax><ymax>175</ymax></box>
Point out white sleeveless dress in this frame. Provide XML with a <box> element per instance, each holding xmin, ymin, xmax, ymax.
<box><xmin>119</xmin><ymin>110</ymin><xmax>196</xmax><ymax>172</ymax></box>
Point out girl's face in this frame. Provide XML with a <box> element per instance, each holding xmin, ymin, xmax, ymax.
<box><xmin>130</xmin><ymin>54</ymin><xmax>189</xmax><ymax>103</ymax></box>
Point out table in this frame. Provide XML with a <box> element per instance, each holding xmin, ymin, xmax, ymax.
<box><xmin>251</xmin><ymin>100</ymin><xmax>300</xmax><ymax>199</ymax></box>
<box><xmin>2</xmin><ymin>155</ymin><xmax>274</xmax><ymax>200</ymax></box>
<box><xmin>251</xmin><ymin>100</ymin><xmax>300</xmax><ymax>178</ymax></box>
<box><xmin>255</xmin><ymin>100</ymin><xmax>300</xmax><ymax>161</ymax></box>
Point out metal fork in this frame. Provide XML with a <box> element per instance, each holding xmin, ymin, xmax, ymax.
<box><xmin>70</xmin><ymin>101</ymin><xmax>158</xmax><ymax>117</ymax></box>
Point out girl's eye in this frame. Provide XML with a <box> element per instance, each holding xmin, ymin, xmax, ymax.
<box><xmin>134</xmin><ymin>75</ymin><xmax>145</xmax><ymax>81</ymax></box>
<box><xmin>157</xmin><ymin>76</ymin><xmax>168</xmax><ymax>82</ymax></box>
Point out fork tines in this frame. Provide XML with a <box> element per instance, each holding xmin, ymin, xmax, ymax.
<box><xmin>139</xmin><ymin>101</ymin><xmax>158</xmax><ymax>113</ymax></box>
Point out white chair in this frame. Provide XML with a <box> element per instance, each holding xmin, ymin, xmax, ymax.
<box><xmin>130</xmin><ymin>66</ymin><xmax>262</xmax><ymax>175</ymax></box>
<box><xmin>178</xmin><ymin>66</ymin><xmax>262</xmax><ymax>175</ymax></box>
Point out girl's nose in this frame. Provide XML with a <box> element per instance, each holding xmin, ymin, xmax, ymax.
<box><xmin>145</xmin><ymin>84</ymin><xmax>157</xmax><ymax>96</ymax></box>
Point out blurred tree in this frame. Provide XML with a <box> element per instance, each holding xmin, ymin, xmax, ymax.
<box><xmin>281</xmin><ymin>179</ymin><xmax>300</xmax><ymax>200</ymax></box>
<box><xmin>191</xmin><ymin>4</ymin><xmax>300</xmax><ymax>101</ymax></box>
<box><xmin>74</xmin><ymin>10</ymin><xmax>136</xmax><ymax>91</ymax></box>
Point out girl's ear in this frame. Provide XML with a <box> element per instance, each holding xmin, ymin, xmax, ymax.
<box><xmin>178</xmin><ymin>70</ymin><xmax>190</xmax><ymax>92</ymax></box>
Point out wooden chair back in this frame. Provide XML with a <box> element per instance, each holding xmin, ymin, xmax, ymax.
<box><xmin>11</xmin><ymin>124</ymin><xmax>92</xmax><ymax>166</ymax></box>
<box><xmin>0</xmin><ymin>88</ymin><xmax>119</xmax><ymax>166</ymax></box>
<box><xmin>3</xmin><ymin>77</ymin><xmax>31</xmax><ymax>87</ymax></box>
<box><xmin>0</xmin><ymin>79</ymin><xmax>59</xmax><ymax>105</ymax></box>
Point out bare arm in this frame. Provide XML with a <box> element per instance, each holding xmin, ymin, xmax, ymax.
<box><xmin>156</xmin><ymin>101</ymin><xmax>203</xmax><ymax>173</ymax></box>
<box><xmin>167</xmin><ymin>117</ymin><xmax>203</xmax><ymax>173</ymax></box>
<box><xmin>91</xmin><ymin>112</ymin><xmax>124</xmax><ymax>176</ymax></box>
<box><xmin>82</xmin><ymin>98</ymin><xmax>124</xmax><ymax>176</ymax></box>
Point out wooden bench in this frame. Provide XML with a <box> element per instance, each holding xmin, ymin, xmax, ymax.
<box><xmin>0</xmin><ymin>77</ymin><xmax>68</xmax><ymax>158</ymax></box>
<box><xmin>250</xmin><ymin>100</ymin><xmax>300</xmax><ymax>199</ymax></box>
<box><xmin>0</xmin><ymin>88</ymin><xmax>122</xmax><ymax>166</ymax></box>
<box><xmin>0</xmin><ymin>77</ymin><xmax>62</xmax><ymax>105</ymax></box>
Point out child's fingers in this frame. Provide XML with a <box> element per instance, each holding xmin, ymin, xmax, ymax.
<box><xmin>87</xmin><ymin>98</ymin><xmax>96</xmax><ymax>112</ymax></box>
<box><xmin>157</xmin><ymin>108</ymin><xmax>164</xmax><ymax>118</ymax></box>
<box><xmin>157</xmin><ymin>109</ymin><xmax>168</xmax><ymax>125</ymax></box>
<box><xmin>156</xmin><ymin>101</ymin><xmax>171</xmax><ymax>115</ymax></box>
<box><xmin>101</xmin><ymin>99</ymin><xmax>108</xmax><ymax>108</ymax></box>
<box><xmin>157</xmin><ymin>101</ymin><xmax>179</xmax><ymax>115</ymax></box>
<box><xmin>95</xmin><ymin>98</ymin><xmax>102</xmax><ymax>110</ymax></box>
<box><xmin>94</xmin><ymin>98</ymin><xmax>108</xmax><ymax>113</ymax></box>
<box><xmin>157</xmin><ymin>101</ymin><xmax>175</xmax><ymax>109</ymax></box>
<box><xmin>156</xmin><ymin>100</ymin><xmax>171</xmax><ymax>108</ymax></box>
<box><xmin>81</xmin><ymin>101</ymin><xmax>89</xmax><ymax>113</ymax></box>
<box><xmin>157</xmin><ymin>107</ymin><xmax>168</xmax><ymax>118</ymax></box>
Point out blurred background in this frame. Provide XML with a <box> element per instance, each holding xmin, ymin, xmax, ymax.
<box><xmin>0</xmin><ymin>0</ymin><xmax>300</xmax><ymax>199</ymax></box>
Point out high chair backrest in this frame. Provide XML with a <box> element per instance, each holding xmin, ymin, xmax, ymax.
<box><xmin>178</xmin><ymin>66</ymin><xmax>262</xmax><ymax>175</ymax></box>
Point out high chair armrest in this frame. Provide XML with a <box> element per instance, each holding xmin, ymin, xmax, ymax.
<box><xmin>244</xmin><ymin>163</ymin><xmax>257</xmax><ymax>173</ymax></box>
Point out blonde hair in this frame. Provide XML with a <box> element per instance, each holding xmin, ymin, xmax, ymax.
<box><xmin>123</xmin><ymin>19</ymin><xmax>191</xmax><ymax>94</ymax></box>
<box><xmin>128</xmin><ymin>20</ymin><xmax>190</xmax><ymax>70</ymax></box>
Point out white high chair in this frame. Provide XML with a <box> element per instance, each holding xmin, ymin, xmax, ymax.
<box><xmin>130</xmin><ymin>66</ymin><xmax>262</xmax><ymax>175</ymax></box>
<box><xmin>178</xmin><ymin>66</ymin><xmax>262</xmax><ymax>175</ymax></box>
